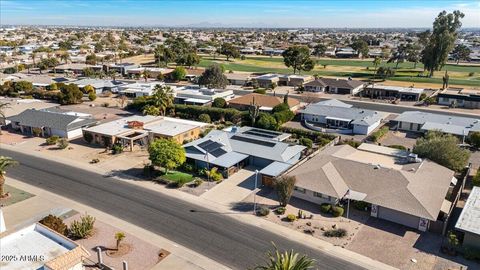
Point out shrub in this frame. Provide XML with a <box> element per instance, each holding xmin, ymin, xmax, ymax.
<box><xmin>171</xmin><ymin>66</ymin><xmax>187</xmax><ymax>81</ymax></box>
<box><xmin>83</xmin><ymin>132</ymin><xmax>93</xmax><ymax>143</ymax></box>
<box><xmin>388</xmin><ymin>144</ymin><xmax>407</xmax><ymax>150</ymax></box>
<box><xmin>332</xmin><ymin>206</ymin><xmax>344</xmax><ymax>217</ymax></box>
<box><xmin>180</xmin><ymin>163</ymin><xmax>195</xmax><ymax>173</ymax></box>
<box><xmin>46</xmin><ymin>135</ymin><xmax>60</xmax><ymax>145</ymax></box>
<box><xmin>256</xmin><ymin>113</ymin><xmax>279</xmax><ymax>131</ymax></box>
<box><xmin>253</xmin><ymin>89</ymin><xmax>267</xmax><ymax>94</ymax></box>
<box><xmin>339</xmin><ymin>140</ymin><xmax>362</xmax><ymax>148</ymax></box>
<box><xmin>257</xmin><ymin>206</ymin><xmax>270</xmax><ymax>216</ymax></box>
<box><xmin>324</xmin><ymin>228</ymin><xmax>347</xmax><ymax>238</ymax></box>
<box><xmin>473</xmin><ymin>168</ymin><xmax>480</xmax><ymax>187</ymax></box>
<box><xmin>468</xmin><ymin>72</ymin><xmax>475</xmax><ymax>77</ymax></box>
<box><xmin>174</xmin><ymin>104</ymin><xmax>242</xmax><ymax>123</ymax></box>
<box><xmin>111</xmin><ymin>143</ymin><xmax>123</xmax><ymax>154</ymax></box>
<box><xmin>88</xmin><ymin>91</ymin><xmax>97</xmax><ymax>101</ymax></box>
<box><xmin>286</xmin><ymin>214</ymin><xmax>297</xmax><ymax>222</ymax></box>
<box><xmin>192</xmin><ymin>178</ymin><xmax>203</xmax><ymax>187</ymax></box>
<box><xmin>299</xmin><ymin>137</ymin><xmax>313</xmax><ymax>149</ymax></box>
<box><xmin>57</xmin><ymin>138</ymin><xmax>69</xmax><ymax>149</ymax></box>
<box><xmin>279</xmin><ymin>127</ymin><xmax>336</xmax><ymax>142</ymax></box>
<box><xmin>198</xmin><ymin>113</ymin><xmax>211</xmax><ymax>123</ymax></box>
<box><xmin>39</xmin><ymin>215</ymin><xmax>67</xmax><ymax>235</ymax></box>
<box><xmin>369</xmin><ymin>126</ymin><xmax>389</xmax><ymax>142</ymax></box>
<box><xmin>273</xmin><ymin>110</ymin><xmax>295</xmax><ymax>125</ymax></box>
<box><xmin>353</xmin><ymin>201</ymin><xmax>370</xmax><ymax>211</ymax></box>
<box><xmin>320</xmin><ymin>203</ymin><xmax>332</xmax><ymax>213</ymax></box>
<box><xmin>102</xmin><ymin>102</ymin><xmax>109</xmax><ymax>107</ymax></box>
<box><xmin>275</xmin><ymin>207</ymin><xmax>286</xmax><ymax>215</ymax></box>
<box><xmin>212</xmin><ymin>97</ymin><xmax>227</xmax><ymax>108</ymax></box>
<box><xmin>68</xmin><ymin>214</ymin><xmax>96</xmax><ymax>239</ymax></box>
<box><xmin>207</xmin><ymin>167</ymin><xmax>223</xmax><ymax>182</ymax></box>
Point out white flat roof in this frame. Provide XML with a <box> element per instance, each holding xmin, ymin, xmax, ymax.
<box><xmin>366</xmin><ymin>84</ymin><xmax>424</xmax><ymax>94</ymax></box>
<box><xmin>0</xmin><ymin>224</ymin><xmax>76</xmax><ymax>270</ymax></box>
<box><xmin>456</xmin><ymin>186</ymin><xmax>480</xmax><ymax>235</ymax></box>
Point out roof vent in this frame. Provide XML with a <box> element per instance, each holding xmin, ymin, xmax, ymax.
<box><xmin>373</xmin><ymin>164</ymin><xmax>381</xmax><ymax>169</ymax></box>
<box><xmin>231</xmin><ymin>126</ymin><xmax>238</xmax><ymax>133</ymax></box>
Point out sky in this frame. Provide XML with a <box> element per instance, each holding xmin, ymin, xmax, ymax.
<box><xmin>1</xmin><ymin>0</ymin><xmax>480</xmax><ymax>28</ymax></box>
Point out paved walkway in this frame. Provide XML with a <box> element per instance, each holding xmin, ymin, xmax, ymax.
<box><xmin>201</xmin><ymin>168</ymin><xmax>257</xmax><ymax>207</ymax></box>
<box><xmin>1</xmin><ymin>143</ymin><xmax>396</xmax><ymax>270</ymax></box>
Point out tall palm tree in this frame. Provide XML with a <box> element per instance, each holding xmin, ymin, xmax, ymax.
<box><xmin>142</xmin><ymin>68</ymin><xmax>150</xmax><ymax>82</ymax></box>
<box><xmin>31</xmin><ymin>51</ymin><xmax>37</xmax><ymax>67</ymax></box>
<box><xmin>151</xmin><ymin>85</ymin><xmax>174</xmax><ymax>116</ymax></box>
<box><xmin>0</xmin><ymin>102</ymin><xmax>10</xmax><ymax>135</ymax></box>
<box><xmin>59</xmin><ymin>51</ymin><xmax>70</xmax><ymax>64</ymax></box>
<box><xmin>254</xmin><ymin>244</ymin><xmax>315</xmax><ymax>270</ymax></box>
<box><xmin>0</xmin><ymin>156</ymin><xmax>18</xmax><ymax>198</ymax></box>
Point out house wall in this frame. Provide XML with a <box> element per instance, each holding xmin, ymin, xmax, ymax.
<box><xmin>353</xmin><ymin>120</ymin><xmax>381</xmax><ymax>135</ymax></box>
<box><xmin>397</xmin><ymin>121</ymin><xmax>423</xmax><ymax>132</ymax></box>
<box><xmin>66</xmin><ymin>128</ymin><xmax>83</xmax><ymax>139</ymax></box>
<box><xmin>304</xmin><ymin>85</ymin><xmax>325</xmax><ymax>92</ymax></box>
<box><xmin>292</xmin><ymin>188</ymin><xmax>337</xmax><ymax>205</ymax></box>
<box><xmin>301</xmin><ymin>113</ymin><xmax>327</xmax><ymax>124</ymax></box>
<box><xmin>463</xmin><ymin>232</ymin><xmax>480</xmax><ymax>249</ymax></box>
<box><xmin>249</xmin><ymin>156</ymin><xmax>273</xmax><ymax>168</ymax></box>
<box><xmin>377</xmin><ymin>206</ymin><xmax>421</xmax><ymax>229</ymax></box>
<box><xmin>151</xmin><ymin>128</ymin><xmax>201</xmax><ymax>144</ymax></box>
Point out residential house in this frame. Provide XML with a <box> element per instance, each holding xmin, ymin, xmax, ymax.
<box><xmin>106</xmin><ymin>63</ymin><xmax>138</xmax><ymax>76</ymax></box>
<box><xmin>54</xmin><ymin>63</ymin><xmax>103</xmax><ymax>75</ymax></box>
<box><xmin>335</xmin><ymin>47</ymin><xmax>359</xmax><ymax>58</ymax></box>
<box><xmin>285</xmin><ymin>143</ymin><xmax>455</xmax><ymax>231</ymax></box>
<box><xmin>226</xmin><ymin>73</ymin><xmax>251</xmax><ymax>86</ymax></box>
<box><xmin>253</xmin><ymin>74</ymin><xmax>313</xmax><ymax>88</ymax></box>
<box><xmin>174</xmin><ymin>86</ymin><xmax>235</xmax><ymax>106</ymax></box>
<box><xmin>317</xmin><ymin>78</ymin><xmax>365</xmax><ymax>95</ymax></box>
<box><xmin>82</xmin><ymin>115</ymin><xmax>207</xmax><ymax>149</ymax></box>
<box><xmin>304</xmin><ymin>79</ymin><xmax>328</xmax><ymax>92</ymax></box>
<box><xmin>126</xmin><ymin>67</ymin><xmax>173</xmax><ymax>79</ymax></box>
<box><xmin>118</xmin><ymin>82</ymin><xmax>164</xmax><ymax>97</ymax></box>
<box><xmin>73</xmin><ymin>78</ymin><xmax>127</xmax><ymax>94</ymax></box>
<box><xmin>393</xmin><ymin>111</ymin><xmax>480</xmax><ymax>137</ymax></box>
<box><xmin>437</xmin><ymin>88</ymin><xmax>480</xmax><ymax>109</ymax></box>
<box><xmin>8</xmin><ymin>108</ymin><xmax>97</xmax><ymax>139</ymax></box>
<box><xmin>455</xmin><ymin>186</ymin><xmax>480</xmax><ymax>249</ymax></box>
<box><xmin>228</xmin><ymin>93</ymin><xmax>300</xmax><ymax>112</ymax></box>
<box><xmin>0</xmin><ymin>223</ymin><xmax>90</xmax><ymax>270</ymax></box>
<box><xmin>184</xmin><ymin>126</ymin><xmax>305</xmax><ymax>178</ymax></box>
<box><xmin>363</xmin><ymin>84</ymin><xmax>425</xmax><ymax>101</ymax></box>
<box><xmin>300</xmin><ymin>99</ymin><xmax>385</xmax><ymax>135</ymax></box>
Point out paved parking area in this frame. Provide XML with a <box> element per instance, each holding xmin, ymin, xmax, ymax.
<box><xmin>200</xmin><ymin>167</ymin><xmax>257</xmax><ymax>207</ymax></box>
<box><xmin>347</xmin><ymin>218</ymin><xmax>475</xmax><ymax>270</ymax></box>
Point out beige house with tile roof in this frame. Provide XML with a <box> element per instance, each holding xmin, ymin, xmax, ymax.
<box><xmin>285</xmin><ymin>143</ymin><xmax>456</xmax><ymax>231</ymax></box>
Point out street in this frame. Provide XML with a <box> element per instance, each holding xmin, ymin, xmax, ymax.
<box><xmin>1</xmin><ymin>148</ymin><xmax>367</xmax><ymax>270</ymax></box>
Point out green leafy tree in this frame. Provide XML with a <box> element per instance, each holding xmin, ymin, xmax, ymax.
<box><xmin>150</xmin><ymin>85</ymin><xmax>174</xmax><ymax>116</ymax></box>
<box><xmin>148</xmin><ymin>139</ymin><xmax>186</xmax><ymax>174</ymax></box>
<box><xmin>313</xmin><ymin>43</ymin><xmax>327</xmax><ymax>57</ymax></box>
<box><xmin>413</xmin><ymin>131</ymin><xmax>470</xmax><ymax>171</ymax></box>
<box><xmin>372</xmin><ymin>57</ymin><xmax>381</xmax><ymax>76</ymax></box>
<box><xmin>85</xmin><ymin>53</ymin><xmax>97</xmax><ymax>65</ymax></box>
<box><xmin>198</xmin><ymin>64</ymin><xmax>228</xmax><ymax>89</ymax></box>
<box><xmin>451</xmin><ymin>44</ymin><xmax>471</xmax><ymax>64</ymax></box>
<box><xmin>212</xmin><ymin>97</ymin><xmax>226</xmax><ymax>108</ymax></box>
<box><xmin>0</xmin><ymin>156</ymin><xmax>18</xmax><ymax>198</ymax></box>
<box><xmin>198</xmin><ymin>113</ymin><xmax>211</xmax><ymax>123</ymax></box>
<box><xmin>220</xmin><ymin>43</ymin><xmax>240</xmax><ymax>61</ymax></box>
<box><xmin>282</xmin><ymin>46</ymin><xmax>315</xmax><ymax>74</ymax></box>
<box><xmin>57</xmin><ymin>83</ymin><xmax>83</xmax><ymax>105</ymax></box>
<box><xmin>253</xmin><ymin>244</ymin><xmax>315</xmax><ymax>270</ymax></box>
<box><xmin>351</xmin><ymin>39</ymin><xmax>369</xmax><ymax>58</ymax></box>
<box><xmin>143</xmin><ymin>105</ymin><xmax>161</xmax><ymax>116</ymax></box>
<box><xmin>376</xmin><ymin>66</ymin><xmax>395</xmax><ymax>79</ymax></box>
<box><xmin>171</xmin><ymin>66</ymin><xmax>187</xmax><ymax>81</ymax></box>
<box><xmin>115</xmin><ymin>232</ymin><xmax>126</xmax><ymax>250</ymax></box>
<box><xmin>256</xmin><ymin>113</ymin><xmax>278</xmax><ymax>131</ymax></box>
<box><xmin>274</xmin><ymin>176</ymin><xmax>296</xmax><ymax>207</ymax></box>
<box><xmin>14</xmin><ymin>81</ymin><xmax>33</xmax><ymax>92</ymax></box>
<box><xmin>469</xmin><ymin>132</ymin><xmax>480</xmax><ymax>149</ymax></box>
<box><xmin>421</xmin><ymin>10</ymin><xmax>464</xmax><ymax>77</ymax></box>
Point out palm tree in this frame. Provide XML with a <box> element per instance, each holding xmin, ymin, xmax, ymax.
<box><xmin>254</xmin><ymin>244</ymin><xmax>315</xmax><ymax>270</ymax></box>
<box><xmin>151</xmin><ymin>85</ymin><xmax>174</xmax><ymax>116</ymax></box>
<box><xmin>114</xmin><ymin>232</ymin><xmax>126</xmax><ymax>250</ymax></box>
<box><xmin>0</xmin><ymin>156</ymin><xmax>18</xmax><ymax>198</ymax></box>
<box><xmin>0</xmin><ymin>102</ymin><xmax>10</xmax><ymax>135</ymax></box>
<box><xmin>59</xmin><ymin>51</ymin><xmax>70</xmax><ymax>64</ymax></box>
<box><xmin>142</xmin><ymin>68</ymin><xmax>150</xmax><ymax>82</ymax></box>
<box><xmin>31</xmin><ymin>51</ymin><xmax>37</xmax><ymax>67</ymax></box>
<box><xmin>372</xmin><ymin>57</ymin><xmax>381</xmax><ymax>78</ymax></box>
<box><xmin>107</xmin><ymin>70</ymin><xmax>118</xmax><ymax>82</ymax></box>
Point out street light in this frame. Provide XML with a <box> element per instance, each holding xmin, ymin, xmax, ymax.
<box><xmin>253</xmin><ymin>169</ymin><xmax>259</xmax><ymax>215</ymax></box>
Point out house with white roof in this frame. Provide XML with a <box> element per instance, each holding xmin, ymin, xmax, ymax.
<box><xmin>300</xmin><ymin>99</ymin><xmax>386</xmax><ymax>135</ymax></box>
<box><xmin>72</xmin><ymin>78</ymin><xmax>127</xmax><ymax>94</ymax></box>
<box><xmin>393</xmin><ymin>111</ymin><xmax>480</xmax><ymax>137</ymax></box>
<box><xmin>174</xmin><ymin>86</ymin><xmax>235</xmax><ymax>106</ymax></box>
<box><xmin>118</xmin><ymin>81</ymin><xmax>164</xmax><ymax>97</ymax></box>
<box><xmin>0</xmin><ymin>223</ymin><xmax>89</xmax><ymax>270</ymax></box>
<box><xmin>455</xmin><ymin>186</ymin><xmax>480</xmax><ymax>249</ymax></box>
<box><xmin>363</xmin><ymin>84</ymin><xmax>425</xmax><ymax>101</ymax></box>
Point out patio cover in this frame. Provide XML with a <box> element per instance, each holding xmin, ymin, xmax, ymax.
<box><xmin>210</xmin><ymin>152</ymin><xmax>249</xmax><ymax>168</ymax></box>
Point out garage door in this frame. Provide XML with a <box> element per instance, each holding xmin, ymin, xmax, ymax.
<box><xmin>337</xmin><ymin>88</ymin><xmax>352</xmax><ymax>95</ymax></box>
<box><xmin>378</xmin><ymin>206</ymin><xmax>419</xmax><ymax>229</ymax></box>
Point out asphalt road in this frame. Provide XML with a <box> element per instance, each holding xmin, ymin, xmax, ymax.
<box><xmin>1</xmin><ymin>148</ymin><xmax>367</xmax><ymax>270</ymax></box>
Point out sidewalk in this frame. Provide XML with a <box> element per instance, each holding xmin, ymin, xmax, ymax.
<box><xmin>3</xmin><ymin>177</ymin><xmax>229</xmax><ymax>270</ymax></box>
<box><xmin>1</xmin><ymin>143</ymin><xmax>397</xmax><ymax>270</ymax></box>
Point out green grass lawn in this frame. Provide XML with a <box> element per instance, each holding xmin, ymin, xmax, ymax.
<box><xmin>1</xmin><ymin>184</ymin><xmax>35</xmax><ymax>206</ymax></box>
<box><xmin>162</xmin><ymin>171</ymin><xmax>194</xmax><ymax>184</ymax></box>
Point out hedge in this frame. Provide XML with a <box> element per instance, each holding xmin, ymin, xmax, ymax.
<box><xmin>332</xmin><ymin>206</ymin><xmax>345</xmax><ymax>217</ymax></box>
<box><xmin>174</xmin><ymin>104</ymin><xmax>242</xmax><ymax>122</ymax></box>
<box><xmin>369</xmin><ymin>126</ymin><xmax>389</xmax><ymax>142</ymax></box>
<box><xmin>279</xmin><ymin>126</ymin><xmax>336</xmax><ymax>143</ymax></box>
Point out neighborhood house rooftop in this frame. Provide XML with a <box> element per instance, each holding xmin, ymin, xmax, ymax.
<box><xmin>456</xmin><ymin>186</ymin><xmax>480</xmax><ymax>235</ymax></box>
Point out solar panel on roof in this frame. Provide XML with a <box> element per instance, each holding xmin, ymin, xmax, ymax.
<box><xmin>231</xmin><ymin>135</ymin><xmax>276</xmax><ymax>147</ymax></box>
<box><xmin>210</xmin><ymin>148</ymin><xmax>227</xmax><ymax>157</ymax></box>
<box><xmin>198</xmin><ymin>140</ymin><xmax>223</xmax><ymax>152</ymax></box>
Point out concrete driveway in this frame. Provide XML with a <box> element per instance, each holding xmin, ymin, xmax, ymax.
<box><xmin>200</xmin><ymin>167</ymin><xmax>258</xmax><ymax>207</ymax></box>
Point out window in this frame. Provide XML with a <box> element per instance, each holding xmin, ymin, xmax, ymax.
<box><xmin>294</xmin><ymin>187</ymin><xmax>306</xmax><ymax>193</ymax></box>
<box><xmin>313</xmin><ymin>192</ymin><xmax>322</xmax><ymax>198</ymax></box>
<box><xmin>409</xmin><ymin>123</ymin><xmax>413</xmax><ymax>130</ymax></box>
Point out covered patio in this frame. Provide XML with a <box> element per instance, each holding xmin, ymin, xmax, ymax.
<box><xmin>116</xmin><ymin>130</ymin><xmax>149</xmax><ymax>151</ymax></box>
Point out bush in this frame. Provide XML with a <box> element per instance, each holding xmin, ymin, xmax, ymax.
<box><xmin>198</xmin><ymin>113</ymin><xmax>211</xmax><ymax>123</ymax></box>
<box><xmin>286</xmin><ymin>214</ymin><xmax>297</xmax><ymax>222</ymax></box>
<box><xmin>332</xmin><ymin>206</ymin><xmax>344</xmax><ymax>217</ymax></box>
<box><xmin>39</xmin><ymin>215</ymin><xmax>67</xmax><ymax>235</ymax></box>
<box><xmin>68</xmin><ymin>214</ymin><xmax>96</xmax><ymax>239</ymax></box>
<box><xmin>88</xmin><ymin>91</ymin><xmax>97</xmax><ymax>101</ymax></box>
<box><xmin>111</xmin><ymin>143</ymin><xmax>123</xmax><ymax>154</ymax></box>
<box><xmin>468</xmin><ymin>72</ymin><xmax>475</xmax><ymax>77</ymax></box>
<box><xmin>253</xmin><ymin>89</ymin><xmax>267</xmax><ymax>94</ymax></box>
<box><xmin>320</xmin><ymin>203</ymin><xmax>332</xmax><ymax>213</ymax></box>
<box><xmin>369</xmin><ymin>126</ymin><xmax>389</xmax><ymax>142</ymax></box>
<box><xmin>279</xmin><ymin>127</ymin><xmax>336</xmax><ymax>142</ymax></box>
<box><xmin>192</xmin><ymin>178</ymin><xmax>203</xmax><ymax>187</ymax></box>
<box><xmin>207</xmin><ymin>167</ymin><xmax>223</xmax><ymax>182</ymax></box>
<box><xmin>46</xmin><ymin>135</ymin><xmax>60</xmax><ymax>145</ymax></box>
<box><xmin>324</xmin><ymin>228</ymin><xmax>347</xmax><ymax>238</ymax></box>
<box><xmin>388</xmin><ymin>144</ymin><xmax>407</xmax><ymax>150</ymax></box>
<box><xmin>171</xmin><ymin>66</ymin><xmax>187</xmax><ymax>81</ymax></box>
<box><xmin>275</xmin><ymin>207</ymin><xmax>286</xmax><ymax>215</ymax></box>
<box><xmin>273</xmin><ymin>110</ymin><xmax>295</xmax><ymax>125</ymax></box>
<box><xmin>339</xmin><ymin>140</ymin><xmax>362</xmax><ymax>148</ymax></box>
<box><xmin>212</xmin><ymin>97</ymin><xmax>226</xmax><ymax>108</ymax></box>
<box><xmin>57</xmin><ymin>138</ymin><xmax>69</xmax><ymax>149</ymax></box>
<box><xmin>299</xmin><ymin>137</ymin><xmax>313</xmax><ymax>149</ymax></box>
<box><xmin>353</xmin><ymin>201</ymin><xmax>370</xmax><ymax>211</ymax></box>
<box><xmin>179</xmin><ymin>163</ymin><xmax>195</xmax><ymax>173</ymax></box>
<box><xmin>174</xmin><ymin>104</ymin><xmax>242</xmax><ymax>123</ymax></box>
<box><xmin>473</xmin><ymin>169</ymin><xmax>480</xmax><ymax>187</ymax></box>
<box><xmin>257</xmin><ymin>206</ymin><xmax>270</xmax><ymax>216</ymax></box>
